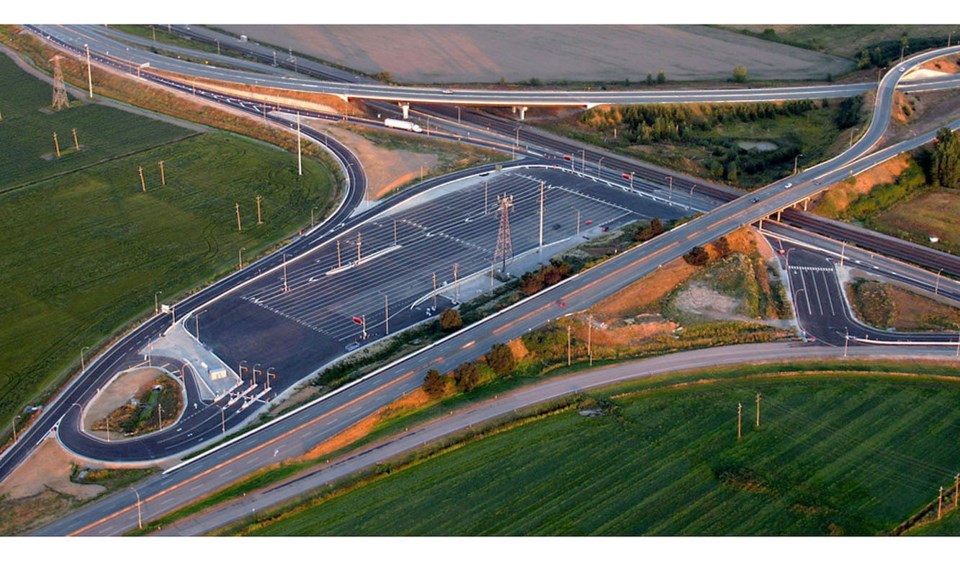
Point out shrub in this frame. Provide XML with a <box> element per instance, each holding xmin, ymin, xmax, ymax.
<box><xmin>732</xmin><ymin>65</ymin><xmax>748</xmax><ymax>83</ymax></box>
<box><xmin>683</xmin><ymin>246</ymin><xmax>709</xmax><ymax>266</ymax></box>
<box><xmin>422</xmin><ymin>369</ymin><xmax>446</xmax><ymax>398</ymax></box>
<box><xmin>454</xmin><ymin>361</ymin><xmax>482</xmax><ymax>392</ymax></box>
<box><xmin>439</xmin><ymin>308</ymin><xmax>462</xmax><ymax>331</ymax></box>
<box><xmin>487</xmin><ymin>343</ymin><xmax>517</xmax><ymax>377</ymax></box>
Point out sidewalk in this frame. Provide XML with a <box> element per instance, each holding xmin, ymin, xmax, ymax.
<box><xmin>146</xmin><ymin>323</ymin><xmax>240</xmax><ymax>401</ymax></box>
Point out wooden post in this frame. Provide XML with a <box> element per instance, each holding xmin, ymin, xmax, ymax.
<box><xmin>567</xmin><ymin>325</ymin><xmax>572</xmax><ymax>366</ymax></box>
<box><xmin>256</xmin><ymin>195</ymin><xmax>263</xmax><ymax>224</ymax></box>
<box><xmin>53</xmin><ymin>132</ymin><xmax>61</xmax><ymax>158</ymax></box>
<box><xmin>737</xmin><ymin>403</ymin><xmax>743</xmax><ymax>440</ymax></box>
<box><xmin>158</xmin><ymin>161</ymin><xmax>165</xmax><ymax>186</ymax></box>
<box><xmin>235</xmin><ymin>203</ymin><xmax>242</xmax><ymax>232</ymax></box>
<box><xmin>138</xmin><ymin>166</ymin><xmax>146</xmax><ymax>192</ymax></box>
<box><xmin>72</xmin><ymin>128</ymin><xmax>79</xmax><ymax>151</ymax></box>
<box><xmin>756</xmin><ymin>392</ymin><xmax>761</xmax><ymax>428</ymax></box>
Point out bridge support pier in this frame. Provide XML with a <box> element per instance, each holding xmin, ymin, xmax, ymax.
<box><xmin>776</xmin><ymin>210</ymin><xmax>781</xmax><ymax>222</ymax></box>
<box><xmin>758</xmin><ymin>218</ymin><xmax>763</xmax><ymax>231</ymax></box>
<box><xmin>803</xmin><ymin>198</ymin><xmax>809</xmax><ymax>211</ymax></box>
<box><xmin>400</xmin><ymin>102</ymin><xmax>410</xmax><ymax>119</ymax></box>
<box><xmin>512</xmin><ymin>106</ymin><xmax>528</xmax><ymax>121</ymax></box>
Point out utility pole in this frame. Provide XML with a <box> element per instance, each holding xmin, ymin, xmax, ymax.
<box><xmin>393</xmin><ymin>219</ymin><xmax>398</xmax><ymax>245</ymax></box>
<box><xmin>53</xmin><ymin>132</ymin><xmax>61</xmax><ymax>158</ymax></box>
<box><xmin>220</xmin><ymin>406</ymin><xmax>226</xmax><ymax>433</ymax></box>
<box><xmin>238</xmin><ymin>247</ymin><xmax>244</xmax><ymax>269</ymax></box>
<box><xmin>72</xmin><ymin>128</ymin><xmax>80</xmax><ymax>151</ymax></box>
<box><xmin>737</xmin><ymin>402</ymin><xmax>743</xmax><ymax>440</ymax></box>
<box><xmin>336</xmin><ymin>240</ymin><xmax>342</xmax><ymax>269</ymax></box>
<box><xmin>158</xmin><ymin>402</ymin><xmax>163</xmax><ymax>430</ymax></box>
<box><xmin>356</xmin><ymin>232</ymin><xmax>362</xmax><ymax>263</ymax></box>
<box><xmin>454</xmin><ymin>263</ymin><xmax>460</xmax><ymax>303</ymax></box>
<box><xmin>844</xmin><ymin>329</ymin><xmax>850</xmax><ymax>358</ymax></box>
<box><xmin>939</xmin><ymin>486</ymin><xmax>944</xmax><ymax>520</ymax></box>
<box><xmin>84</xmin><ymin>44</ymin><xmax>93</xmax><ymax>99</ymax></box>
<box><xmin>297</xmin><ymin>112</ymin><xmax>302</xmax><ymax>176</ymax></box>
<box><xmin>567</xmin><ymin>325</ymin><xmax>572</xmax><ymax>366</ymax></box>
<box><xmin>840</xmin><ymin>241</ymin><xmax>847</xmax><ymax>267</ymax></box>
<box><xmin>282</xmin><ymin>253</ymin><xmax>289</xmax><ymax>292</ymax></box>
<box><xmin>432</xmin><ymin>272</ymin><xmax>438</xmax><ymax>310</ymax></box>
<box><xmin>256</xmin><ymin>195</ymin><xmax>263</xmax><ymax>224</ymax></box>
<box><xmin>158</xmin><ymin>160</ymin><xmax>165</xmax><ymax>186</ymax></box>
<box><xmin>484</xmin><ymin>180</ymin><xmax>488</xmax><ymax>214</ymax></box>
<box><xmin>667</xmin><ymin>175</ymin><xmax>673</xmax><ymax>200</ymax></box>
<box><xmin>587</xmin><ymin>314</ymin><xmax>593</xmax><ymax>366</ymax></box>
<box><xmin>756</xmin><ymin>392</ymin><xmax>761</xmax><ymax>428</ymax></box>
<box><xmin>235</xmin><ymin>203</ymin><xmax>242</xmax><ymax>232</ymax></box>
<box><xmin>138</xmin><ymin>166</ymin><xmax>146</xmax><ymax>192</ymax></box>
<box><xmin>935</xmin><ymin>269</ymin><xmax>943</xmax><ymax>296</ymax></box>
<box><xmin>361</xmin><ymin>315</ymin><xmax>367</xmax><ymax>340</ymax></box>
<box><xmin>538</xmin><ymin>181</ymin><xmax>545</xmax><ymax>255</ymax></box>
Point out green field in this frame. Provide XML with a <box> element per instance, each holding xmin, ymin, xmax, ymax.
<box><xmin>0</xmin><ymin>52</ymin><xmax>335</xmax><ymax>436</ymax></box>
<box><xmin>242</xmin><ymin>376</ymin><xmax>960</xmax><ymax>536</ymax></box>
<box><xmin>0</xmin><ymin>55</ymin><xmax>196</xmax><ymax>190</ymax></box>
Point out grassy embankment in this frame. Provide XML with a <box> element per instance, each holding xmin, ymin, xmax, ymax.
<box><xmin>222</xmin><ymin>365</ymin><xmax>960</xmax><ymax>536</ymax></box>
<box><xmin>537</xmin><ymin>99</ymin><xmax>865</xmax><ymax>189</ymax></box>
<box><xmin>0</xmin><ymin>45</ymin><xmax>335</xmax><ymax>445</ymax></box>
<box><xmin>847</xmin><ymin>279</ymin><xmax>960</xmax><ymax>332</ymax></box>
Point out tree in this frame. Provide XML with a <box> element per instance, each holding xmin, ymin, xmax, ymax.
<box><xmin>487</xmin><ymin>343</ymin><xmax>517</xmax><ymax>377</ymax></box>
<box><xmin>712</xmin><ymin>236</ymin><xmax>732</xmax><ymax>259</ymax></box>
<box><xmin>732</xmin><ymin>65</ymin><xmax>748</xmax><ymax>83</ymax></box>
<box><xmin>931</xmin><ymin>127</ymin><xmax>960</xmax><ymax>188</ymax></box>
<box><xmin>454</xmin><ymin>361</ymin><xmax>482</xmax><ymax>392</ymax></box>
<box><xmin>646</xmin><ymin>73</ymin><xmax>654</xmax><ymax>85</ymax></box>
<box><xmin>656</xmin><ymin>70</ymin><xmax>666</xmax><ymax>84</ymax></box>
<box><xmin>835</xmin><ymin>96</ymin><xmax>863</xmax><ymax>129</ymax></box>
<box><xmin>634</xmin><ymin>217</ymin><xmax>664</xmax><ymax>242</ymax></box>
<box><xmin>373</xmin><ymin>71</ymin><xmax>394</xmax><ymax>84</ymax></box>
<box><xmin>439</xmin><ymin>308</ymin><xmax>462</xmax><ymax>331</ymax></box>
<box><xmin>422</xmin><ymin>369</ymin><xmax>446</xmax><ymax>398</ymax></box>
<box><xmin>683</xmin><ymin>246</ymin><xmax>710</xmax><ymax>266</ymax></box>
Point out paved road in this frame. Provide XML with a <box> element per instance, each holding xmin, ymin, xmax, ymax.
<box><xmin>29</xmin><ymin>25</ymin><xmax>960</xmax><ymax>108</ymax></box>
<box><xmin>40</xmin><ymin>342</ymin><xmax>960</xmax><ymax>535</ymax></box>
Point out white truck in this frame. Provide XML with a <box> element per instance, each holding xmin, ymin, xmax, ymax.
<box><xmin>384</xmin><ymin>118</ymin><xmax>423</xmax><ymax>133</ymax></box>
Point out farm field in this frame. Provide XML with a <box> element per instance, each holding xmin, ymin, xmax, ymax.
<box><xmin>870</xmin><ymin>189</ymin><xmax>960</xmax><ymax>256</ymax></box>
<box><xmin>240</xmin><ymin>375</ymin><xmax>960</xmax><ymax>536</ymax></box>
<box><xmin>217</xmin><ymin>25</ymin><xmax>852</xmax><ymax>84</ymax></box>
<box><xmin>0</xmin><ymin>53</ymin><xmax>335</xmax><ymax>439</ymax></box>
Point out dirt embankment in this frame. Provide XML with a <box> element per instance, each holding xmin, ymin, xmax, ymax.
<box><xmin>812</xmin><ymin>154</ymin><xmax>912</xmax><ymax>218</ymax></box>
<box><xmin>308</xmin><ymin>121</ymin><xmax>439</xmax><ymax>200</ymax></box>
<box><xmin>83</xmin><ymin>368</ymin><xmax>166</xmax><ymax>432</ymax></box>
<box><xmin>0</xmin><ymin>438</ymin><xmax>103</xmax><ymax>501</ymax></box>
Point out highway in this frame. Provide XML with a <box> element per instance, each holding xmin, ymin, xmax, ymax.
<box><xmin>28</xmin><ymin>25</ymin><xmax>960</xmax><ymax>108</ymax></box>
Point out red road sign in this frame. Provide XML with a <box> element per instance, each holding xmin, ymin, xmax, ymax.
<box><xmin>352</xmin><ymin>316</ymin><xmax>363</xmax><ymax>325</ymax></box>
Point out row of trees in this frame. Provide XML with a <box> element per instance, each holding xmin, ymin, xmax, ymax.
<box><xmin>519</xmin><ymin>260</ymin><xmax>573</xmax><ymax>296</ymax></box>
<box><xmin>422</xmin><ymin>342</ymin><xmax>518</xmax><ymax>397</ymax></box>
<box><xmin>932</xmin><ymin>127</ymin><xmax>960</xmax><ymax>188</ymax></box>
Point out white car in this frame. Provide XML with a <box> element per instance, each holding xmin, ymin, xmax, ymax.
<box><xmin>441</xmin><ymin>89</ymin><xmax>454</xmax><ymax>94</ymax></box>
<box><xmin>784</xmin><ymin>182</ymin><xmax>793</xmax><ymax>189</ymax></box>
<box><xmin>899</xmin><ymin>66</ymin><xmax>906</xmax><ymax>72</ymax></box>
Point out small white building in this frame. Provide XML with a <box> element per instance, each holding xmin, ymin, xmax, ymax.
<box><xmin>209</xmin><ymin>367</ymin><xmax>228</xmax><ymax>381</ymax></box>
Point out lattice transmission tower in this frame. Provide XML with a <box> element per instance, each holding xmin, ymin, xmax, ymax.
<box><xmin>50</xmin><ymin>56</ymin><xmax>69</xmax><ymax>111</ymax></box>
<box><xmin>493</xmin><ymin>194</ymin><xmax>514</xmax><ymax>272</ymax></box>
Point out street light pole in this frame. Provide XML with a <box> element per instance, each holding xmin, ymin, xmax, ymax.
<box><xmin>311</xmin><ymin>207</ymin><xmax>317</xmax><ymax>228</ymax></box>
<box><xmin>220</xmin><ymin>405</ymin><xmax>225</xmax><ymax>433</ymax></box>
<box><xmin>630</xmin><ymin>172</ymin><xmax>635</xmax><ymax>191</ymax></box>
<box><xmin>81</xmin><ymin>346</ymin><xmax>90</xmax><ymax>372</ymax></box>
<box><xmin>84</xmin><ymin>44</ymin><xmax>93</xmax><ymax>99</ymax></box>
<box><xmin>667</xmin><ymin>176</ymin><xmax>673</xmax><ymax>200</ymax></box>
<box><xmin>154</xmin><ymin>291</ymin><xmax>162</xmax><ymax>315</ymax></box>
<box><xmin>195</xmin><ymin>310</ymin><xmax>207</xmax><ymax>343</ymax></box>
<box><xmin>133</xmin><ymin>488</ymin><xmax>142</xmax><ymax>529</ymax></box>
<box><xmin>935</xmin><ymin>268</ymin><xmax>943</xmax><ymax>295</ymax></box>
<box><xmin>839</xmin><ymin>242</ymin><xmax>847</xmax><ymax>267</ymax></box>
<box><xmin>794</xmin><ymin>154</ymin><xmax>803</xmax><ymax>175</ymax></box>
<box><xmin>238</xmin><ymin>247</ymin><xmax>245</xmax><ymax>269</ymax></box>
<box><xmin>597</xmin><ymin>156</ymin><xmax>605</xmax><ymax>175</ymax></box>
